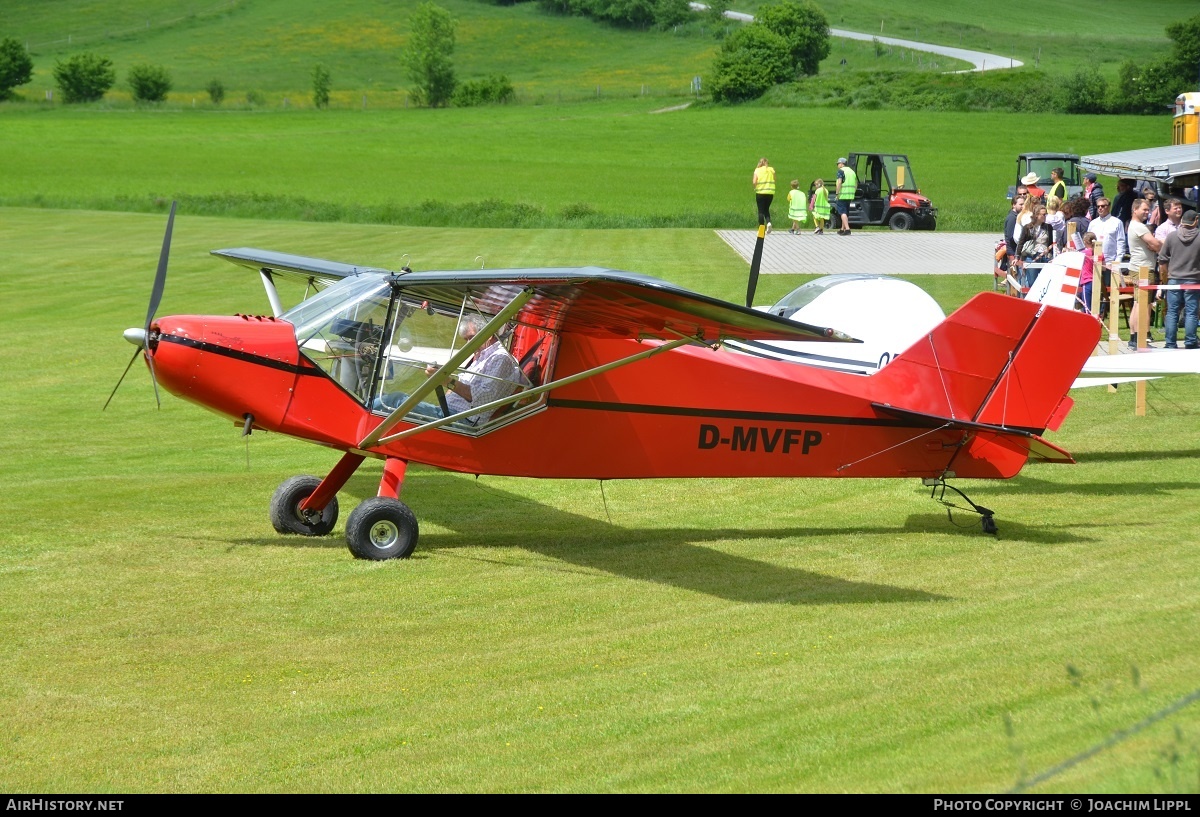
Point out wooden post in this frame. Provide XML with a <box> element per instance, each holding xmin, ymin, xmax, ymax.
<box><xmin>1107</xmin><ymin>264</ymin><xmax>1121</xmax><ymax>394</ymax></box>
<box><xmin>1136</xmin><ymin>265</ymin><xmax>1150</xmax><ymax>416</ymax></box>
<box><xmin>1091</xmin><ymin>249</ymin><xmax>1103</xmax><ymax>325</ymax></box>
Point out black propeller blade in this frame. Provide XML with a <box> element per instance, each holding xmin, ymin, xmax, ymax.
<box><xmin>103</xmin><ymin>201</ymin><xmax>176</xmax><ymax>410</ymax></box>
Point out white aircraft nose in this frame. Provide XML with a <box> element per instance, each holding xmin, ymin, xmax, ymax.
<box><xmin>123</xmin><ymin>327</ymin><xmax>147</xmax><ymax>348</ymax></box>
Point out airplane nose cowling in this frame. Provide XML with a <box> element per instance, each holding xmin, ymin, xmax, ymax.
<box><xmin>149</xmin><ymin>314</ymin><xmax>301</xmax><ymax>430</ymax></box>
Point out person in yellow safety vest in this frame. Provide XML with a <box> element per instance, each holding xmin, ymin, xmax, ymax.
<box><xmin>1048</xmin><ymin>167</ymin><xmax>1068</xmax><ymax>203</ymax></box>
<box><xmin>752</xmin><ymin>157</ymin><xmax>776</xmax><ymax>233</ymax></box>
<box><xmin>834</xmin><ymin>157</ymin><xmax>857</xmax><ymax>235</ymax></box>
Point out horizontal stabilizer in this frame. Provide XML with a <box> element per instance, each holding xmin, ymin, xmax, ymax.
<box><xmin>871</xmin><ymin>403</ymin><xmax>1073</xmax><ymax>463</ymax></box>
<box><xmin>1073</xmin><ymin>348</ymin><xmax>1200</xmax><ymax>388</ymax></box>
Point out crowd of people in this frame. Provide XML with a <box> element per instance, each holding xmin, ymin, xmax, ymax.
<box><xmin>752</xmin><ymin>156</ymin><xmax>856</xmax><ymax>237</ymax></box>
<box><xmin>1000</xmin><ymin>168</ymin><xmax>1200</xmax><ymax>349</ymax></box>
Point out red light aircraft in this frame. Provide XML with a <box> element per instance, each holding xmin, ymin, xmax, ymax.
<box><xmin>110</xmin><ymin>206</ymin><xmax>1099</xmax><ymax>558</ymax></box>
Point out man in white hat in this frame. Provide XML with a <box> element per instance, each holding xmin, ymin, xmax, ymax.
<box><xmin>1021</xmin><ymin>171</ymin><xmax>1045</xmax><ymax>200</ymax></box>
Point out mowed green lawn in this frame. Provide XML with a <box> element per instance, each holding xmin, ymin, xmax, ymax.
<box><xmin>1</xmin><ymin>208</ymin><xmax>1199</xmax><ymax>792</ymax></box>
<box><xmin>0</xmin><ymin>102</ymin><xmax>1167</xmax><ymax>231</ymax></box>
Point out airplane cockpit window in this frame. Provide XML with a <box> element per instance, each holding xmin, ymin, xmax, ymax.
<box><xmin>282</xmin><ymin>277</ymin><xmax>552</xmax><ymax>432</ymax></box>
<box><xmin>371</xmin><ymin>290</ymin><xmax>548</xmax><ymax>434</ymax></box>
<box><xmin>769</xmin><ymin>275</ymin><xmax>882</xmax><ymax>320</ymax></box>
<box><xmin>285</xmin><ymin>276</ymin><xmax>395</xmax><ymax>403</ymax></box>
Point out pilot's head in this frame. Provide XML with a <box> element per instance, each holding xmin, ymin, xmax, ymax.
<box><xmin>459</xmin><ymin>314</ymin><xmax>492</xmax><ymax>345</ymax></box>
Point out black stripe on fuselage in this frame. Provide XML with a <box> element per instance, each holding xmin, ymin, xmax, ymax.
<box><xmin>548</xmin><ymin>397</ymin><xmax>934</xmax><ymax>428</ymax></box>
<box><xmin>547</xmin><ymin>397</ymin><xmax>1043</xmax><ymax>435</ymax></box>
<box><xmin>157</xmin><ymin>333</ymin><xmax>322</xmax><ymax>376</ymax></box>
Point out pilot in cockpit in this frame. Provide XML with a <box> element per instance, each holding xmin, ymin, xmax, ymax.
<box><xmin>377</xmin><ymin>314</ymin><xmax>526</xmax><ymax>426</ymax></box>
<box><xmin>424</xmin><ymin>315</ymin><xmax>524</xmax><ymax>423</ymax></box>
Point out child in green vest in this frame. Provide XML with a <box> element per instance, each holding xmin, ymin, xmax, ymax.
<box><xmin>810</xmin><ymin>179</ymin><xmax>831</xmax><ymax>235</ymax></box>
<box><xmin>787</xmin><ymin>179</ymin><xmax>808</xmax><ymax>234</ymax></box>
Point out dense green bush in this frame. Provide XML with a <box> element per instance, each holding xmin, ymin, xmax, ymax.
<box><xmin>0</xmin><ymin>38</ymin><xmax>34</xmax><ymax>100</ymax></box>
<box><xmin>538</xmin><ymin>0</ymin><xmax>694</xmax><ymax>31</ymax></box>
<box><xmin>755</xmin><ymin>68</ymin><xmax>1062</xmax><ymax>114</ymax></box>
<box><xmin>756</xmin><ymin>0</ymin><xmax>830</xmax><ymax>78</ymax></box>
<box><xmin>206</xmin><ymin>79</ymin><xmax>225</xmax><ymax>105</ymax></box>
<box><xmin>127</xmin><ymin>63</ymin><xmax>172</xmax><ymax>103</ymax></box>
<box><xmin>312</xmin><ymin>64</ymin><xmax>331</xmax><ymax>108</ymax></box>
<box><xmin>52</xmin><ymin>52</ymin><xmax>115</xmax><ymax>103</ymax></box>
<box><xmin>1060</xmin><ymin>67</ymin><xmax>1107</xmax><ymax>114</ymax></box>
<box><xmin>708</xmin><ymin>24</ymin><xmax>793</xmax><ymax>103</ymax></box>
<box><xmin>452</xmin><ymin>74</ymin><xmax>516</xmax><ymax>106</ymax></box>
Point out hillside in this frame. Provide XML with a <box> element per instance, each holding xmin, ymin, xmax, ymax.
<box><xmin>4</xmin><ymin>0</ymin><xmax>1188</xmax><ymax>104</ymax></box>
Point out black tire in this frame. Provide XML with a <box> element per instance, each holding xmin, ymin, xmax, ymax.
<box><xmin>887</xmin><ymin>210</ymin><xmax>914</xmax><ymax>231</ymax></box>
<box><xmin>346</xmin><ymin>497</ymin><xmax>419</xmax><ymax>560</ymax></box>
<box><xmin>270</xmin><ymin>475</ymin><xmax>338</xmax><ymax>536</ymax></box>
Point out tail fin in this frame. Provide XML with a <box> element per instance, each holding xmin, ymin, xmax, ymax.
<box><xmin>868</xmin><ymin>292</ymin><xmax>1098</xmax><ymax>473</ymax></box>
<box><xmin>1024</xmin><ymin>251</ymin><xmax>1085</xmax><ymax>311</ymax></box>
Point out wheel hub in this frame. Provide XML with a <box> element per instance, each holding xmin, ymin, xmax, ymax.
<box><xmin>369</xmin><ymin>520</ymin><xmax>399</xmax><ymax>549</ymax></box>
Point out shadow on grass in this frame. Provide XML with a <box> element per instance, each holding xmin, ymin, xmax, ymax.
<box><xmin>255</xmin><ymin>470</ymin><xmax>956</xmax><ymax>606</ymax></box>
<box><xmin>1070</xmin><ymin>448</ymin><xmax>1200</xmax><ymax>465</ymax></box>
<box><xmin>904</xmin><ymin>513</ymin><xmax>1109</xmax><ymax>544</ymax></box>
<box><xmin>967</xmin><ymin>474</ymin><xmax>1199</xmax><ymax>498</ymax></box>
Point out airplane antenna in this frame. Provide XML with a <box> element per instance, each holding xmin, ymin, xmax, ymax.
<box><xmin>476</xmin><ymin>255</ymin><xmax>486</xmax><ymax>269</ymax></box>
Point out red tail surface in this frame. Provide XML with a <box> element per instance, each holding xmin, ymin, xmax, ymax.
<box><xmin>869</xmin><ymin>293</ymin><xmax>1099</xmax><ymax>474</ymax></box>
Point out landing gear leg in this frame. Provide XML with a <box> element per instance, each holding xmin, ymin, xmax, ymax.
<box><xmin>345</xmin><ymin>457</ymin><xmax>420</xmax><ymax>560</ymax></box>
<box><xmin>923</xmin><ymin>478</ymin><xmax>997</xmax><ymax>535</ymax></box>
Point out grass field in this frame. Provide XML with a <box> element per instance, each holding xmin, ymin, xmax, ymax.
<box><xmin>0</xmin><ymin>102</ymin><xmax>1168</xmax><ymax>231</ymax></box>
<box><xmin>1</xmin><ymin>208</ymin><xmax>1199</xmax><ymax>792</ymax></box>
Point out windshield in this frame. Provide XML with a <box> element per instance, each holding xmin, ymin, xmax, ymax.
<box><xmin>283</xmin><ymin>275</ymin><xmax>394</xmax><ymax>402</ymax></box>
<box><xmin>882</xmin><ymin>155</ymin><xmax>917</xmax><ymax>191</ymax></box>
<box><xmin>769</xmin><ymin>275</ymin><xmax>883</xmax><ymax>320</ymax></box>
<box><xmin>1023</xmin><ymin>157</ymin><xmax>1080</xmax><ymax>186</ymax></box>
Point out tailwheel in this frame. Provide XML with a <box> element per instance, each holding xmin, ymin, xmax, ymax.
<box><xmin>270</xmin><ymin>475</ymin><xmax>339</xmax><ymax>536</ymax></box>
<box><xmin>924</xmin><ymin>478</ymin><xmax>997</xmax><ymax>535</ymax></box>
<box><xmin>346</xmin><ymin>497</ymin><xmax>419</xmax><ymax>560</ymax></box>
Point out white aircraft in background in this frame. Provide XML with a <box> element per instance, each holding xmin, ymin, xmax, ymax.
<box><xmin>728</xmin><ymin>251</ymin><xmax>1200</xmax><ymax>389</ymax></box>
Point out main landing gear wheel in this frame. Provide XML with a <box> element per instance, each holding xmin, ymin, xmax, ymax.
<box><xmin>270</xmin><ymin>475</ymin><xmax>339</xmax><ymax>536</ymax></box>
<box><xmin>346</xmin><ymin>497</ymin><xmax>419</xmax><ymax>560</ymax></box>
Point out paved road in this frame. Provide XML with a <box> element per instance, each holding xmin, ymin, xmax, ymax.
<box><xmin>715</xmin><ymin>229</ymin><xmax>996</xmax><ymax>275</ymax></box>
<box><xmin>828</xmin><ymin>29</ymin><xmax>1022</xmax><ymax>73</ymax></box>
<box><xmin>693</xmin><ymin>5</ymin><xmax>1021</xmax><ymax>73</ymax></box>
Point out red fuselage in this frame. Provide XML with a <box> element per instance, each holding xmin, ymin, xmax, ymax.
<box><xmin>148</xmin><ymin>294</ymin><xmax>1095</xmax><ymax>483</ymax></box>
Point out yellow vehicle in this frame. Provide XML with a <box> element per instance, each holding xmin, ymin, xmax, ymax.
<box><xmin>1172</xmin><ymin>92</ymin><xmax>1199</xmax><ymax>146</ymax></box>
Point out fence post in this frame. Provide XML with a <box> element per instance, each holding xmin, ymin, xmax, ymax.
<box><xmin>1107</xmin><ymin>264</ymin><xmax>1121</xmax><ymax>394</ymax></box>
<box><xmin>1136</xmin><ymin>265</ymin><xmax>1150</xmax><ymax>416</ymax></box>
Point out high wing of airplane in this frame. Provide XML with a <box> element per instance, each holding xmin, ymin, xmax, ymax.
<box><xmin>110</xmin><ymin>211</ymin><xmax>1102</xmax><ymax>558</ymax></box>
<box><xmin>730</xmin><ymin>252</ymin><xmax>1200</xmax><ymax>390</ymax></box>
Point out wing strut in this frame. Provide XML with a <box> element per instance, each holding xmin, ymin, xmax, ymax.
<box><xmin>259</xmin><ymin>268</ymin><xmax>285</xmax><ymax>318</ymax></box>
<box><xmin>371</xmin><ymin>334</ymin><xmax>695</xmax><ymax>446</ymax></box>
<box><xmin>358</xmin><ymin>289</ymin><xmax>535</xmax><ymax>449</ymax></box>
